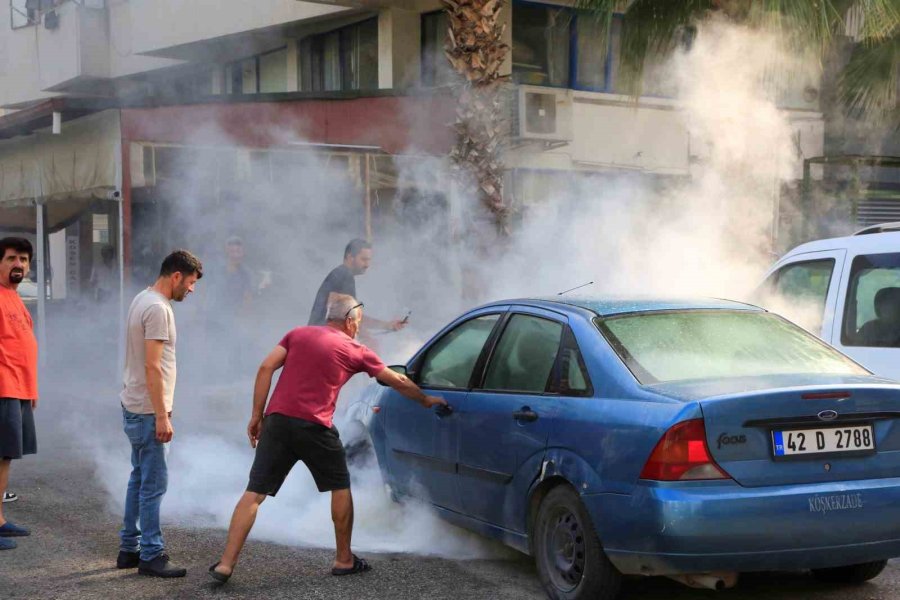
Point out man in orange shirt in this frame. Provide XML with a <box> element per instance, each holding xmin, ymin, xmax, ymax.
<box><xmin>0</xmin><ymin>237</ymin><xmax>38</xmax><ymax>550</ymax></box>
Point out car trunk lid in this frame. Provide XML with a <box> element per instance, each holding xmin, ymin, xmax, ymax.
<box><xmin>652</xmin><ymin>375</ymin><xmax>900</xmax><ymax>487</ymax></box>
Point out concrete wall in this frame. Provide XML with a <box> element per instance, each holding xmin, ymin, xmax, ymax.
<box><xmin>0</xmin><ymin>2</ymin><xmax>152</xmax><ymax>105</ymax></box>
<box><xmin>508</xmin><ymin>90</ymin><xmax>824</xmax><ymax>178</ymax></box>
<box><xmin>127</xmin><ymin>0</ymin><xmax>346</xmax><ymax>57</ymax></box>
<box><xmin>107</xmin><ymin>2</ymin><xmax>183</xmax><ymax>79</ymax></box>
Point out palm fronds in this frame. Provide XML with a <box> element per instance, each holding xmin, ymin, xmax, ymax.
<box><xmin>839</xmin><ymin>32</ymin><xmax>899</xmax><ymax>125</ymax></box>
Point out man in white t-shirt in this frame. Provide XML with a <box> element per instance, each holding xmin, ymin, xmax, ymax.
<box><xmin>117</xmin><ymin>249</ymin><xmax>202</xmax><ymax>578</ymax></box>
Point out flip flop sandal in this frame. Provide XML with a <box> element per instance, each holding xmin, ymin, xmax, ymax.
<box><xmin>208</xmin><ymin>562</ymin><xmax>232</xmax><ymax>583</ymax></box>
<box><xmin>332</xmin><ymin>554</ymin><xmax>371</xmax><ymax>576</ymax></box>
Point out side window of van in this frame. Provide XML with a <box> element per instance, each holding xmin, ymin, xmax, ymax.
<box><xmin>759</xmin><ymin>259</ymin><xmax>835</xmax><ymax>335</ymax></box>
<box><xmin>842</xmin><ymin>253</ymin><xmax>900</xmax><ymax>347</ymax></box>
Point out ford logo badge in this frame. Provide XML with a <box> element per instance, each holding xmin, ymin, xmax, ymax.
<box><xmin>818</xmin><ymin>410</ymin><xmax>839</xmax><ymax>421</ymax></box>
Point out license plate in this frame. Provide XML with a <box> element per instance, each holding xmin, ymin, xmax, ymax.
<box><xmin>772</xmin><ymin>424</ymin><xmax>875</xmax><ymax>457</ymax></box>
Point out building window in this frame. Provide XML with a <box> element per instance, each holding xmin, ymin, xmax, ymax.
<box><xmin>225</xmin><ymin>57</ymin><xmax>261</xmax><ymax>94</ymax></box>
<box><xmin>259</xmin><ymin>47</ymin><xmax>288</xmax><ymax>93</ymax></box>
<box><xmin>10</xmin><ymin>0</ymin><xmax>37</xmax><ymax>28</ymax></box>
<box><xmin>92</xmin><ymin>213</ymin><xmax>110</xmax><ymax>244</ymax></box>
<box><xmin>152</xmin><ymin>67</ymin><xmax>213</xmax><ymax>100</ymax></box>
<box><xmin>299</xmin><ymin>18</ymin><xmax>378</xmax><ymax>92</ymax></box>
<box><xmin>421</xmin><ymin>10</ymin><xmax>456</xmax><ymax>87</ymax></box>
<box><xmin>512</xmin><ymin>2</ymin><xmax>681</xmax><ymax>97</ymax></box>
<box><xmin>512</xmin><ymin>2</ymin><xmax>572</xmax><ymax>87</ymax></box>
<box><xmin>575</xmin><ymin>14</ymin><xmax>612</xmax><ymax>91</ymax></box>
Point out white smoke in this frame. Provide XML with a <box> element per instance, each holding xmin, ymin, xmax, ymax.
<box><xmin>476</xmin><ymin>20</ymin><xmax>800</xmax><ymax>304</ymax></box>
<box><xmin>56</xmin><ymin>19</ymin><xmax>807</xmax><ymax>562</ymax></box>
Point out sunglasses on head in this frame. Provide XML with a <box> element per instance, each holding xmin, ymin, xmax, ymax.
<box><xmin>345</xmin><ymin>302</ymin><xmax>364</xmax><ymax>319</ymax></box>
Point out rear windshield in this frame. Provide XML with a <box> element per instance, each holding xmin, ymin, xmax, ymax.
<box><xmin>598</xmin><ymin>310</ymin><xmax>868</xmax><ymax>385</ymax></box>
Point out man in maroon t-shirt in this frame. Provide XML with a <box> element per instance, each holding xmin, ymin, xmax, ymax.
<box><xmin>210</xmin><ymin>294</ymin><xmax>445</xmax><ymax>583</ymax></box>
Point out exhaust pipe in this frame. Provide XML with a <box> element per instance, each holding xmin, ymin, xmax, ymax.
<box><xmin>667</xmin><ymin>572</ymin><xmax>738</xmax><ymax>591</ymax></box>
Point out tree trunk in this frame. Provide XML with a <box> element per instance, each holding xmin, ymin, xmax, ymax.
<box><xmin>442</xmin><ymin>0</ymin><xmax>511</xmax><ymax>233</ymax></box>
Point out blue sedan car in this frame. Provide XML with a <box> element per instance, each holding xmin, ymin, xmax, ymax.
<box><xmin>366</xmin><ymin>297</ymin><xmax>900</xmax><ymax>599</ymax></box>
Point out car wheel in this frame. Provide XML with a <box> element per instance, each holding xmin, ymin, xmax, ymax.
<box><xmin>533</xmin><ymin>485</ymin><xmax>622</xmax><ymax>600</ymax></box>
<box><xmin>811</xmin><ymin>560</ymin><xmax>887</xmax><ymax>584</ymax></box>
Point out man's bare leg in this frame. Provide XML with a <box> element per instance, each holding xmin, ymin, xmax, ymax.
<box><xmin>214</xmin><ymin>491</ymin><xmax>267</xmax><ymax>576</ymax></box>
<box><xmin>332</xmin><ymin>488</ymin><xmax>354</xmax><ymax>569</ymax></box>
<box><xmin>0</xmin><ymin>459</ymin><xmax>9</xmax><ymax>526</ymax></box>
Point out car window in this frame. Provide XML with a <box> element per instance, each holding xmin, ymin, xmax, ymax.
<box><xmin>759</xmin><ymin>259</ymin><xmax>834</xmax><ymax>334</ymax></box>
<box><xmin>842</xmin><ymin>253</ymin><xmax>900</xmax><ymax>347</ymax></box>
<box><xmin>419</xmin><ymin>314</ymin><xmax>500</xmax><ymax>388</ymax></box>
<box><xmin>548</xmin><ymin>328</ymin><xmax>593</xmax><ymax>396</ymax></box>
<box><xmin>599</xmin><ymin>310</ymin><xmax>867</xmax><ymax>385</ymax></box>
<box><xmin>482</xmin><ymin>314</ymin><xmax>563</xmax><ymax>393</ymax></box>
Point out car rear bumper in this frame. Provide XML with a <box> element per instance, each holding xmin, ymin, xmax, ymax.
<box><xmin>585</xmin><ymin>477</ymin><xmax>900</xmax><ymax>575</ymax></box>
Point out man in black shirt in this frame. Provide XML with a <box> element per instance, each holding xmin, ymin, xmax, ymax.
<box><xmin>207</xmin><ymin>236</ymin><xmax>254</xmax><ymax>378</ymax></box>
<box><xmin>308</xmin><ymin>239</ymin><xmax>406</xmax><ymax>333</ymax></box>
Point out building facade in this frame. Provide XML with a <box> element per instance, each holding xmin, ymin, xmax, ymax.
<box><xmin>0</xmin><ymin>0</ymin><xmax>837</xmax><ymax>343</ymax></box>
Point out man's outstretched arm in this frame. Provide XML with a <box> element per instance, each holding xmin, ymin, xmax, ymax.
<box><xmin>362</xmin><ymin>316</ymin><xmax>407</xmax><ymax>332</ymax></box>
<box><xmin>248</xmin><ymin>345</ymin><xmax>287</xmax><ymax>447</ymax></box>
<box><xmin>375</xmin><ymin>368</ymin><xmax>446</xmax><ymax>408</ymax></box>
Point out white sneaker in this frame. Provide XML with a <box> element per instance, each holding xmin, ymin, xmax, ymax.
<box><xmin>2</xmin><ymin>492</ymin><xmax>17</xmax><ymax>503</ymax></box>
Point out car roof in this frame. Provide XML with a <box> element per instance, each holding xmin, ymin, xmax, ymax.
<box><xmin>784</xmin><ymin>230</ymin><xmax>900</xmax><ymax>257</ymax></box>
<box><xmin>479</xmin><ymin>296</ymin><xmax>762</xmax><ymax>317</ymax></box>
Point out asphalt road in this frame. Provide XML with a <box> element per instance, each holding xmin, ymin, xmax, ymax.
<box><xmin>4</xmin><ymin>383</ymin><xmax>900</xmax><ymax>599</ymax></box>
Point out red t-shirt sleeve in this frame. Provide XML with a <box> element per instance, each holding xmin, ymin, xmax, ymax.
<box><xmin>357</xmin><ymin>345</ymin><xmax>386</xmax><ymax>377</ymax></box>
<box><xmin>278</xmin><ymin>330</ymin><xmax>293</xmax><ymax>351</ymax></box>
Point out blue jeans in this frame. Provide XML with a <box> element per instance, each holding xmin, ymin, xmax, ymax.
<box><xmin>119</xmin><ymin>406</ymin><xmax>169</xmax><ymax>561</ymax></box>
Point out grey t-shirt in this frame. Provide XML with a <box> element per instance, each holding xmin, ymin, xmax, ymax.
<box><xmin>120</xmin><ymin>289</ymin><xmax>177</xmax><ymax>414</ymax></box>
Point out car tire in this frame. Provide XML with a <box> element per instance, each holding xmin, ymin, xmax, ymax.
<box><xmin>811</xmin><ymin>560</ymin><xmax>887</xmax><ymax>584</ymax></box>
<box><xmin>533</xmin><ymin>485</ymin><xmax>622</xmax><ymax>600</ymax></box>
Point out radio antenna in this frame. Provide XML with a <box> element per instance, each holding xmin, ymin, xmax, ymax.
<box><xmin>557</xmin><ymin>281</ymin><xmax>594</xmax><ymax>296</ymax></box>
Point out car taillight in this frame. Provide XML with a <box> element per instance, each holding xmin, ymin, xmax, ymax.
<box><xmin>640</xmin><ymin>419</ymin><xmax>730</xmax><ymax>481</ymax></box>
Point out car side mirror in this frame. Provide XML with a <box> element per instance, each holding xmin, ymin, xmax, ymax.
<box><xmin>377</xmin><ymin>364</ymin><xmax>408</xmax><ymax>386</ymax></box>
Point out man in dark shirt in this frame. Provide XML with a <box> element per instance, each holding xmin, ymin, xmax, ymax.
<box><xmin>308</xmin><ymin>239</ymin><xmax>406</xmax><ymax>333</ymax></box>
<box><xmin>213</xmin><ymin>236</ymin><xmax>253</xmax><ymax>315</ymax></box>
<box><xmin>206</xmin><ymin>237</ymin><xmax>253</xmax><ymax>378</ymax></box>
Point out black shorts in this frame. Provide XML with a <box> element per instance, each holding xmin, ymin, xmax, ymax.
<box><xmin>247</xmin><ymin>413</ymin><xmax>350</xmax><ymax>495</ymax></box>
<box><xmin>0</xmin><ymin>399</ymin><xmax>37</xmax><ymax>460</ymax></box>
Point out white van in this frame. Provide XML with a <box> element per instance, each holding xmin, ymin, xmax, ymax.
<box><xmin>759</xmin><ymin>223</ymin><xmax>900</xmax><ymax>379</ymax></box>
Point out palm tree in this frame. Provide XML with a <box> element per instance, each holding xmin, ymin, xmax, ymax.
<box><xmin>840</xmin><ymin>11</ymin><xmax>898</xmax><ymax>125</ymax></box>
<box><xmin>576</xmin><ymin>0</ymin><xmax>899</xmax><ymax>123</ymax></box>
<box><xmin>442</xmin><ymin>0</ymin><xmax>511</xmax><ymax>233</ymax></box>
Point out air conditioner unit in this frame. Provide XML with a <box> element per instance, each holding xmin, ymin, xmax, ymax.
<box><xmin>511</xmin><ymin>85</ymin><xmax>573</xmax><ymax>143</ymax></box>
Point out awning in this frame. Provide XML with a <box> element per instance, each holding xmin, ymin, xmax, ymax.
<box><xmin>0</xmin><ymin>110</ymin><xmax>121</xmax><ymax>231</ymax></box>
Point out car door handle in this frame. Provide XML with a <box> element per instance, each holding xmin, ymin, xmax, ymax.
<box><xmin>512</xmin><ymin>408</ymin><xmax>538</xmax><ymax>422</ymax></box>
<box><xmin>435</xmin><ymin>404</ymin><xmax>454</xmax><ymax>418</ymax></box>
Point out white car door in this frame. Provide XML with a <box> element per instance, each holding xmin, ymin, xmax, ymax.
<box><xmin>758</xmin><ymin>249</ymin><xmax>847</xmax><ymax>341</ymax></box>
<box><xmin>831</xmin><ymin>251</ymin><xmax>900</xmax><ymax>380</ymax></box>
